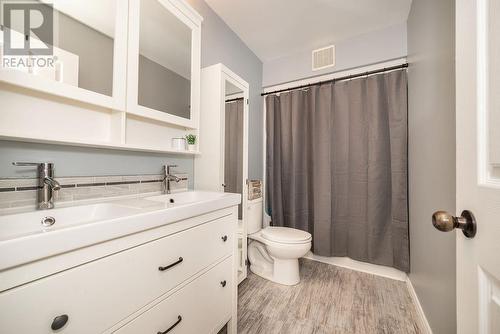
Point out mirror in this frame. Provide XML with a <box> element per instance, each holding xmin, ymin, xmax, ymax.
<box><xmin>0</xmin><ymin>0</ymin><xmax>118</xmax><ymax>97</ymax></box>
<box><xmin>224</xmin><ymin>80</ymin><xmax>244</xmax><ymax>219</ymax></box>
<box><xmin>137</xmin><ymin>0</ymin><xmax>192</xmax><ymax>119</ymax></box>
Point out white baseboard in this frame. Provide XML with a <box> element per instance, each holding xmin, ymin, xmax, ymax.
<box><xmin>405</xmin><ymin>277</ymin><xmax>433</xmax><ymax>334</ymax></box>
<box><xmin>303</xmin><ymin>252</ymin><xmax>407</xmax><ymax>281</ymax></box>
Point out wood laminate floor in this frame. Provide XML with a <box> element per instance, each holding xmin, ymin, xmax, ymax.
<box><xmin>237</xmin><ymin>258</ymin><xmax>423</xmax><ymax>334</ymax></box>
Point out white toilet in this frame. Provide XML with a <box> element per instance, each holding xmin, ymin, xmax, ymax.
<box><xmin>247</xmin><ymin>200</ymin><xmax>312</xmax><ymax>285</ymax></box>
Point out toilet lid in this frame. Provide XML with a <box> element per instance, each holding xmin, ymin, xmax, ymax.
<box><xmin>261</xmin><ymin>227</ymin><xmax>312</xmax><ymax>244</ymax></box>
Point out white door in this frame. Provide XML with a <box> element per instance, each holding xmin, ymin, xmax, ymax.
<box><xmin>455</xmin><ymin>0</ymin><xmax>500</xmax><ymax>333</ymax></box>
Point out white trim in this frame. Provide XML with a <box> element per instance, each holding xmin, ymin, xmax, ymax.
<box><xmin>225</xmin><ymin>92</ymin><xmax>244</xmax><ymax>100</ymax></box>
<box><xmin>0</xmin><ymin>70</ymin><xmax>116</xmax><ymax>108</ymax></box>
<box><xmin>164</xmin><ymin>0</ymin><xmax>204</xmax><ymax>24</ymax></box>
<box><xmin>263</xmin><ymin>57</ymin><xmax>407</xmax><ymax>93</ymax></box>
<box><xmin>221</xmin><ymin>64</ymin><xmax>249</xmax><ymax>286</ymax></box>
<box><xmin>111</xmin><ymin>0</ymin><xmax>129</xmax><ymax>111</ymax></box>
<box><xmin>478</xmin><ymin>267</ymin><xmax>489</xmax><ymax>334</ymax></box>
<box><xmin>262</xmin><ymin>94</ymin><xmax>271</xmax><ymax>227</ymax></box>
<box><xmin>475</xmin><ymin>0</ymin><xmax>500</xmax><ymax>188</ymax></box>
<box><xmin>303</xmin><ymin>252</ymin><xmax>407</xmax><ymax>281</ymax></box>
<box><xmin>219</xmin><ymin>64</ymin><xmax>250</xmax><ymax>90</ymax></box>
<box><xmin>477</xmin><ymin>0</ymin><xmax>490</xmax><ymax>186</ymax></box>
<box><xmin>406</xmin><ymin>277</ymin><xmax>434</xmax><ymax>334</ymax></box>
<box><xmin>126</xmin><ymin>104</ymin><xmax>196</xmax><ymax>129</ymax></box>
<box><xmin>221</xmin><ymin>66</ymin><xmax>249</xmax><ymax>199</ymax></box>
<box><xmin>220</xmin><ymin>63</ymin><xmax>249</xmax><ymax>247</ymax></box>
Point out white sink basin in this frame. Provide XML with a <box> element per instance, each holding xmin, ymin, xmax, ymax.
<box><xmin>0</xmin><ymin>191</ymin><xmax>241</xmax><ymax>276</ymax></box>
<box><xmin>0</xmin><ymin>203</ymin><xmax>142</xmax><ymax>241</ymax></box>
<box><xmin>146</xmin><ymin>191</ymin><xmax>227</xmax><ymax>207</ymax></box>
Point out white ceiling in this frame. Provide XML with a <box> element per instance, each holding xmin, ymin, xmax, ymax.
<box><xmin>205</xmin><ymin>0</ymin><xmax>412</xmax><ymax>62</ymax></box>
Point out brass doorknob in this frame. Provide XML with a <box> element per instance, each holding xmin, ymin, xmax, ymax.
<box><xmin>432</xmin><ymin>210</ymin><xmax>477</xmax><ymax>238</ymax></box>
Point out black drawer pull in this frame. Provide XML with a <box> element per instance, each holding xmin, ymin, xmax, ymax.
<box><xmin>221</xmin><ymin>235</ymin><xmax>228</xmax><ymax>242</ymax></box>
<box><xmin>220</xmin><ymin>280</ymin><xmax>227</xmax><ymax>287</ymax></box>
<box><xmin>157</xmin><ymin>315</ymin><xmax>182</xmax><ymax>334</ymax></box>
<box><xmin>158</xmin><ymin>257</ymin><xmax>183</xmax><ymax>272</ymax></box>
<box><xmin>51</xmin><ymin>314</ymin><xmax>69</xmax><ymax>330</ymax></box>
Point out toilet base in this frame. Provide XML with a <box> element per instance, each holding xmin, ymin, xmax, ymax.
<box><xmin>249</xmin><ymin>258</ymin><xmax>300</xmax><ymax>286</ymax></box>
<box><xmin>272</xmin><ymin>258</ymin><xmax>300</xmax><ymax>285</ymax></box>
<box><xmin>248</xmin><ymin>243</ymin><xmax>302</xmax><ymax>286</ymax></box>
<box><xmin>249</xmin><ymin>264</ymin><xmax>273</xmax><ymax>283</ymax></box>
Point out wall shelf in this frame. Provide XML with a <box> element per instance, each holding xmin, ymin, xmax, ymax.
<box><xmin>0</xmin><ymin>133</ymin><xmax>201</xmax><ymax>156</ymax></box>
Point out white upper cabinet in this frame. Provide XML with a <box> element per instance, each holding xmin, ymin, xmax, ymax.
<box><xmin>0</xmin><ymin>0</ymin><xmax>129</xmax><ymax>110</ymax></box>
<box><xmin>127</xmin><ymin>0</ymin><xmax>202</xmax><ymax>129</ymax></box>
<box><xmin>0</xmin><ymin>0</ymin><xmax>202</xmax><ymax>130</ymax></box>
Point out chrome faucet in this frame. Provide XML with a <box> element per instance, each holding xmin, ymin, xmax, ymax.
<box><xmin>163</xmin><ymin>165</ymin><xmax>181</xmax><ymax>194</ymax></box>
<box><xmin>13</xmin><ymin>162</ymin><xmax>61</xmax><ymax>210</ymax></box>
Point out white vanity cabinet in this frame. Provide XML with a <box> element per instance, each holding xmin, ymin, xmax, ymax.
<box><xmin>0</xmin><ymin>205</ymin><xmax>238</xmax><ymax>334</ymax></box>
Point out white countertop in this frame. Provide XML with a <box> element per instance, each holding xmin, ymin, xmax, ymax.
<box><xmin>0</xmin><ymin>191</ymin><xmax>241</xmax><ymax>272</ymax></box>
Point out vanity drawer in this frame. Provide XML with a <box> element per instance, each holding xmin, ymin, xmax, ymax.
<box><xmin>0</xmin><ymin>214</ymin><xmax>234</xmax><ymax>334</ymax></box>
<box><xmin>115</xmin><ymin>256</ymin><xmax>233</xmax><ymax>334</ymax></box>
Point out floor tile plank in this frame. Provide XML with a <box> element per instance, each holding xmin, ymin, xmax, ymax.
<box><xmin>237</xmin><ymin>259</ymin><xmax>422</xmax><ymax>334</ymax></box>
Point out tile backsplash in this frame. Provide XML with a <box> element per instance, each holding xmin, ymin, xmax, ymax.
<box><xmin>0</xmin><ymin>173</ymin><xmax>188</xmax><ymax>209</ymax></box>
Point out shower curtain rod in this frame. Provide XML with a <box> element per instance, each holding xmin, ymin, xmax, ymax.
<box><xmin>225</xmin><ymin>97</ymin><xmax>244</xmax><ymax>103</ymax></box>
<box><xmin>261</xmin><ymin>63</ymin><xmax>409</xmax><ymax>97</ymax></box>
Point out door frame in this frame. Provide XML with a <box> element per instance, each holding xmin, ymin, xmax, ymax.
<box><xmin>220</xmin><ymin>65</ymin><xmax>249</xmax><ymax>284</ymax></box>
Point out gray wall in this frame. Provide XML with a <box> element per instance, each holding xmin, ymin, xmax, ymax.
<box><xmin>263</xmin><ymin>23</ymin><xmax>407</xmax><ymax>87</ymax></box>
<box><xmin>0</xmin><ymin>0</ymin><xmax>263</xmax><ymax>181</ymax></box>
<box><xmin>57</xmin><ymin>9</ymin><xmax>114</xmax><ymax>96</ymax></box>
<box><xmin>138</xmin><ymin>55</ymin><xmax>191</xmax><ymax>119</ymax></box>
<box><xmin>407</xmin><ymin>0</ymin><xmax>456</xmax><ymax>333</ymax></box>
<box><xmin>187</xmin><ymin>0</ymin><xmax>263</xmax><ymax>179</ymax></box>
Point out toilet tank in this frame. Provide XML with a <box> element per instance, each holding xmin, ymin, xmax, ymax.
<box><xmin>247</xmin><ymin>198</ymin><xmax>263</xmax><ymax>234</ymax></box>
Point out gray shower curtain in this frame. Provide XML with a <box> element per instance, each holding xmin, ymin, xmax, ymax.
<box><xmin>225</xmin><ymin>99</ymin><xmax>244</xmax><ymax>219</ymax></box>
<box><xmin>266</xmin><ymin>70</ymin><xmax>409</xmax><ymax>272</ymax></box>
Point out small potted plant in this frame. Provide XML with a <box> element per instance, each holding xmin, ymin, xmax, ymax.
<box><xmin>186</xmin><ymin>134</ymin><xmax>197</xmax><ymax>151</ymax></box>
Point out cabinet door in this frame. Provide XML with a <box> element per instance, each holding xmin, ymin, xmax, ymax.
<box><xmin>126</xmin><ymin>0</ymin><xmax>202</xmax><ymax>129</ymax></box>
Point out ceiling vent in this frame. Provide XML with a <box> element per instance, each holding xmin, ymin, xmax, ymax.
<box><xmin>312</xmin><ymin>45</ymin><xmax>335</xmax><ymax>71</ymax></box>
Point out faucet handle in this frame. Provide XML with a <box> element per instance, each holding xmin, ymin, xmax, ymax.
<box><xmin>13</xmin><ymin>162</ymin><xmax>40</xmax><ymax>166</ymax></box>
<box><xmin>165</xmin><ymin>164</ymin><xmax>178</xmax><ymax>174</ymax></box>
<box><xmin>13</xmin><ymin>162</ymin><xmax>53</xmax><ymax>167</ymax></box>
<box><xmin>13</xmin><ymin>162</ymin><xmax>55</xmax><ymax>177</ymax></box>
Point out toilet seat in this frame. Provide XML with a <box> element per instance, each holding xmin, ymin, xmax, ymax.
<box><xmin>261</xmin><ymin>227</ymin><xmax>311</xmax><ymax>244</ymax></box>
